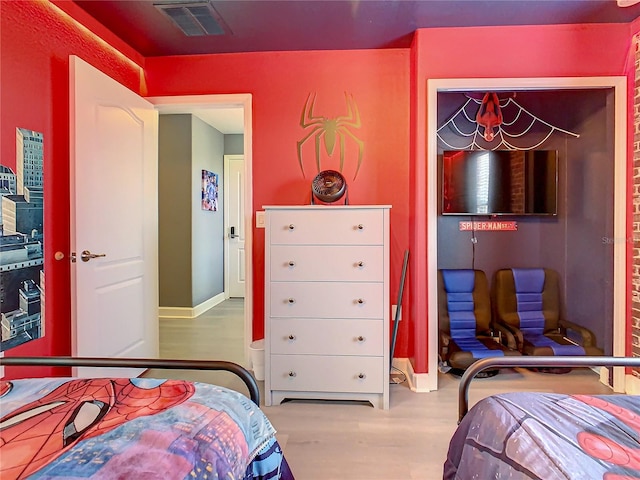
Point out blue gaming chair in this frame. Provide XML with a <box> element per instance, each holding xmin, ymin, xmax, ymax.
<box><xmin>438</xmin><ymin>269</ymin><xmax>520</xmax><ymax>374</ymax></box>
<box><xmin>493</xmin><ymin>268</ymin><xmax>603</xmax><ymax>357</ymax></box>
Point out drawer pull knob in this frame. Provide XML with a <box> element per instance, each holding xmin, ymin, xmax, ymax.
<box><xmin>357</xmin><ymin>336</ymin><xmax>366</xmax><ymax>342</ymax></box>
<box><xmin>357</xmin><ymin>224</ymin><xmax>364</xmax><ymax>230</ymax></box>
<box><xmin>287</xmin><ymin>298</ymin><xmax>296</xmax><ymax>304</ymax></box>
<box><xmin>357</xmin><ymin>298</ymin><xmax>365</xmax><ymax>305</ymax></box>
<box><xmin>288</xmin><ymin>371</ymin><xmax>297</xmax><ymax>378</ymax></box>
<box><xmin>288</xmin><ymin>334</ymin><xmax>297</xmax><ymax>341</ymax></box>
<box><xmin>358</xmin><ymin>373</ymin><xmax>366</xmax><ymax>380</ymax></box>
<box><xmin>357</xmin><ymin>261</ymin><xmax>365</xmax><ymax>268</ymax></box>
<box><xmin>288</xmin><ymin>261</ymin><xmax>296</xmax><ymax>267</ymax></box>
<box><xmin>288</xmin><ymin>224</ymin><xmax>295</xmax><ymax>230</ymax></box>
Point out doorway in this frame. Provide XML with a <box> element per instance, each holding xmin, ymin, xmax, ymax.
<box><xmin>149</xmin><ymin>94</ymin><xmax>253</xmax><ymax>365</ymax></box>
<box><xmin>426</xmin><ymin>77</ymin><xmax>627</xmax><ymax>392</ymax></box>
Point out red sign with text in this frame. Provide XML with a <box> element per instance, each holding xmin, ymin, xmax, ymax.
<box><xmin>459</xmin><ymin>221</ymin><xmax>518</xmax><ymax>231</ymax></box>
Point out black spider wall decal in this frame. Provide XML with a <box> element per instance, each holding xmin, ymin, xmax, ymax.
<box><xmin>438</xmin><ymin>92</ymin><xmax>579</xmax><ymax>150</ymax></box>
<box><xmin>296</xmin><ymin>92</ymin><xmax>364</xmax><ymax>179</ymax></box>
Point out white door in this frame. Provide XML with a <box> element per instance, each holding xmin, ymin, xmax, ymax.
<box><xmin>225</xmin><ymin>155</ymin><xmax>245</xmax><ymax>298</ymax></box>
<box><xmin>70</xmin><ymin>56</ymin><xmax>159</xmax><ymax>377</ymax></box>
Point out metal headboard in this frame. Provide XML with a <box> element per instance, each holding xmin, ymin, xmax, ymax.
<box><xmin>458</xmin><ymin>355</ymin><xmax>640</xmax><ymax>423</ymax></box>
<box><xmin>0</xmin><ymin>356</ymin><xmax>260</xmax><ymax>406</ymax></box>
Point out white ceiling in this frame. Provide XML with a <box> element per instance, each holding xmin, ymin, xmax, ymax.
<box><xmin>159</xmin><ymin>106</ymin><xmax>244</xmax><ymax>134</ymax></box>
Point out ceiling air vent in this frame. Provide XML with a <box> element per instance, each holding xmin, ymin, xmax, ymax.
<box><xmin>154</xmin><ymin>1</ymin><xmax>231</xmax><ymax>36</ymax></box>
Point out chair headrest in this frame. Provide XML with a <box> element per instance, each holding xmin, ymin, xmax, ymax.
<box><xmin>442</xmin><ymin>269</ymin><xmax>475</xmax><ymax>293</ymax></box>
<box><xmin>512</xmin><ymin>268</ymin><xmax>545</xmax><ymax>293</ymax></box>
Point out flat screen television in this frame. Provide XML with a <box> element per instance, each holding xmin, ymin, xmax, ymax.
<box><xmin>441</xmin><ymin>150</ymin><xmax>558</xmax><ymax>216</ymax></box>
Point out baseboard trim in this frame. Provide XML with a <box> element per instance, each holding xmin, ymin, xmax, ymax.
<box><xmin>159</xmin><ymin>292</ymin><xmax>226</xmax><ymax>318</ymax></box>
<box><xmin>626</xmin><ymin>373</ymin><xmax>640</xmax><ymax>395</ymax></box>
<box><xmin>392</xmin><ymin>358</ymin><xmax>438</xmax><ymax>393</ymax></box>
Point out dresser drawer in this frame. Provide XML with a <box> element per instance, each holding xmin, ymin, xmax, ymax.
<box><xmin>270</xmin><ymin>355</ymin><xmax>383</xmax><ymax>393</ymax></box>
<box><xmin>270</xmin><ymin>282</ymin><xmax>384</xmax><ymax>318</ymax></box>
<box><xmin>270</xmin><ymin>245</ymin><xmax>383</xmax><ymax>282</ymax></box>
<box><xmin>270</xmin><ymin>318</ymin><xmax>383</xmax><ymax>356</ymax></box>
<box><xmin>268</xmin><ymin>209</ymin><xmax>384</xmax><ymax>245</ymax></box>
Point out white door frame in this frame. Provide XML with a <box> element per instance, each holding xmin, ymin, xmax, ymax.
<box><xmin>148</xmin><ymin>94</ymin><xmax>253</xmax><ymax>366</ymax></box>
<box><xmin>427</xmin><ymin>77</ymin><xmax>627</xmax><ymax>392</ymax></box>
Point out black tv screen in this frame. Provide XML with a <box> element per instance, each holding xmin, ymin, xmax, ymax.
<box><xmin>441</xmin><ymin>150</ymin><xmax>558</xmax><ymax>216</ymax></box>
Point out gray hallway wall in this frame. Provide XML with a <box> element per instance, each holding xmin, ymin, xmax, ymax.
<box><xmin>158</xmin><ymin>114</ymin><xmax>226</xmax><ymax>308</ymax></box>
<box><xmin>158</xmin><ymin>115</ymin><xmax>193</xmax><ymax>308</ymax></box>
<box><xmin>192</xmin><ymin>116</ymin><xmax>225</xmax><ymax>305</ymax></box>
<box><xmin>224</xmin><ymin>134</ymin><xmax>244</xmax><ymax>154</ymax></box>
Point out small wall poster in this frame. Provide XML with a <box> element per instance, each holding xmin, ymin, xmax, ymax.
<box><xmin>201</xmin><ymin>169</ymin><xmax>219</xmax><ymax>211</ymax></box>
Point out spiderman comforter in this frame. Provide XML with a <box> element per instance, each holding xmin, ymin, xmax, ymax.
<box><xmin>444</xmin><ymin>392</ymin><xmax>640</xmax><ymax>480</ymax></box>
<box><xmin>0</xmin><ymin>377</ymin><xmax>294</xmax><ymax>480</ymax></box>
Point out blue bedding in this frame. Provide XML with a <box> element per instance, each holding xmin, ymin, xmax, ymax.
<box><xmin>0</xmin><ymin>377</ymin><xmax>294</xmax><ymax>480</ymax></box>
<box><xmin>444</xmin><ymin>392</ymin><xmax>640</xmax><ymax>479</ymax></box>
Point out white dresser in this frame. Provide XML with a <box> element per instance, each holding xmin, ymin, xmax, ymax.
<box><xmin>264</xmin><ymin>205</ymin><xmax>390</xmax><ymax>409</ymax></box>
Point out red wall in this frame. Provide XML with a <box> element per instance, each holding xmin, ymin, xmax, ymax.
<box><xmin>145</xmin><ymin>50</ymin><xmax>412</xmax><ymax>349</ymax></box>
<box><xmin>1</xmin><ymin>1</ymin><xmax>414</xmax><ymax>374</ymax></box>
<box><xmin>0</xmin><ymin>1</ymin><xmax>145</xmax><ymax>377</ymax></box>
<box><xmin>410</xmin><ymin>23</ymin><xmax>634</xmax><ymax>372</ymax></box>
<box><xmin>2</xmin><ymin>1</ymin><xmax>637</xmax><ymax>378</ymax></box>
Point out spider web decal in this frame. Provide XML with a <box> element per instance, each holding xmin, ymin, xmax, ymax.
<box><xmin>437</xmin><ymin>96</ymin><xmax>579</xmax><ymax>151</ymax></box>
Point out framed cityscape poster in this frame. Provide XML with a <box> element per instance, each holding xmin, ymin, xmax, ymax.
<box><xmin>0</xmin><ymin>128</ymin><xmax>44</xmax><ymax>351</ymax></box>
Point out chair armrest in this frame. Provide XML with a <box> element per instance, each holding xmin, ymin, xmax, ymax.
<box><xmin>495</xmin><ymin>318</ymin><xmax>524</xmax><ymax>351</ymax></box>
<box><xmin>559</xmin><ymin>319</ymin><xmax>597</xmax><ymax>348</ymax></box>
<box><xmin>492</xmin><ymin>323</ymin><xmax>519</xmax><ymax>350</ymax></box>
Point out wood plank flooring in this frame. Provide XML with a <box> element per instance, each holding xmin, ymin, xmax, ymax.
<box><xmin>146</xmin><ymin>299</ymin><xmax>614</xmax><ymax>480</ymax></box>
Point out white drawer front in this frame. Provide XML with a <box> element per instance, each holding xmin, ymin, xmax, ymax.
<box><xmin>268</xmin><ymin>209</ymin><xmax>383</xmax><ymax>245</ymax></box>
<box><xmin>270</xmin><ymin>318</ymin><xmax>383</xmax><ymax>356</ymax></box>
<box><xmin>270</xmin><ymin>282</ymin><xmax>383</xmax><ymax>318</ymax></box>
<box><xmin>270</xmin><ymin>245</ymin><xmax>383</xmax><ymax>282</ymax></box>
<box><xmin>270</xmin><ymin>355</ymin><xmax>384</xmax><ymax>393</ymax></box>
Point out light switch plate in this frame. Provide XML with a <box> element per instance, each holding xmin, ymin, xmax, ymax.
<box><xmin>256</xmin><ymin>211</ymin><xmax>265</xmax><ymax>228</ymax></box>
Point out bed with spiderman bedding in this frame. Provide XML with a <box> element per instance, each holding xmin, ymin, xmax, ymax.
<box><xmin>0</xmin><ymin>357</ymin><xmax>294</xmax><ymax>480</ymax></box>
<box><xmin>444</xmin><ymin>356</ymin><xmax>640</xmax><ymax>480</ymax></box>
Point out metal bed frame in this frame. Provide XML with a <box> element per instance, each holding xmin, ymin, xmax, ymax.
<box><xmin>457</xmin><ymin>355</ymin><xmax>640</xmax><ymax>423</ymax></box>
<box><xmin>0</xmin><ymin>356</ymin><xmax>260</xmax><ymax>405</ymax></box>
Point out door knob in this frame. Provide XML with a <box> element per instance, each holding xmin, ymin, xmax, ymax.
<box><xmin>80</xmin><ymin>250</ymin><xmax>106</xmax><ymax>262</ymax></box>
<box><xmin>230</xmin><ymin>226</ymin><xmax>239</xmax><ymax>238</ymax></box>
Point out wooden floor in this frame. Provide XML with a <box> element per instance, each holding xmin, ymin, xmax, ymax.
<box><xmin>146</xmin><ymin>298</ymin><xmax>614</xmax><ymax>480</ymax></box>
